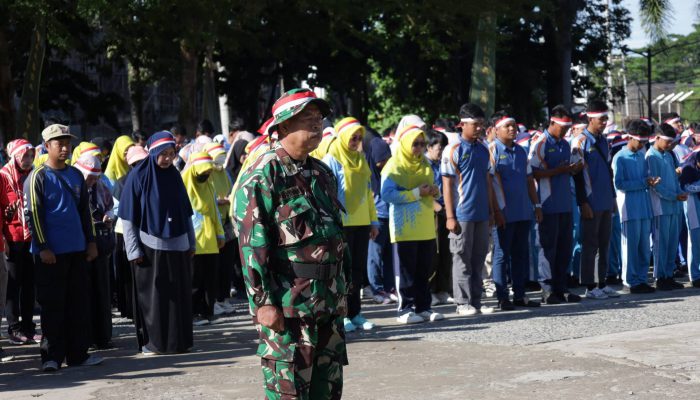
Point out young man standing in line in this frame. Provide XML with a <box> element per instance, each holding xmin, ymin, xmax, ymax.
<box><xmin>442</xmin><ymin>103</ymin><xmax>495</xmax><ymax>315</ymax></box>
<box><xmin>529</xmin><ymin>105</ymin><xmax>583</xmax><ymax>304</ymax></box>
<box><xmin>25</xmin><ymin>124</ymin><xmax>102</xmax><ymax>372</ymax></box>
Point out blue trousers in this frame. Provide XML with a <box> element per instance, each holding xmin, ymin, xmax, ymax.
<box><xmin>621</xmin><ymin>219</ymin><xmax>651</xmax><ymax>287</ymax></box>
<box><xmin>653</xmin><ymin>214</ymin><xmax>680</xmax><ymax>279</ymax></box>
<box><xmin>367</xmin><ymin>218</ymin><xmax>394</xmax><ymax>293</ymax></box>
<box><xmin>687</xmin><ymin>227</ymin><xmax>700</xmax><ymax>282</ymax></box>
<box><xmin>568</xmin><ymin>197</ymin><xmax>582</xmax><ymax>277</ymax></box>
<box><xmin>608</xmin><ymin>212</ymin><xmax>622</xmax><ymax>277</ymax></box>
<box><xmin>678</xmin><ymin>217</ymin><xmax>688</xmax><ymax>266</ymax></box>
<box><xmin>529</xmin><ymin>223</ymin><xmax>540</xmax><ymax>281</ymax></box>
<box><xmin>493</xmin><ymin>220</ymin><xmax>531</xmax><ymax>301</ymax></box>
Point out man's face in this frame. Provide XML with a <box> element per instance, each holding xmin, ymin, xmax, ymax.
<box><xmin>655</xmin><ymin>136</ymin><xmax>673</xmax><ymax>152</ymax></box>
<box><xmin>588</xmin><ymin>115</ymin><xmax>608</xmax><ymax>134</ymax></box>
<box><xmin>671</xmin><ymin>120</ymin><xmax>684</xmax><ymax>134</ymax></box>
<box><xmin>548</xmin><ymin>123</ymin><xmax>566</xmax><ymax>138</ymax></box>
<box><xmin>460</xmin><ymin>119</ymin><xmax>484</xmax><ymax>142</ymax></box>
<box><xmin>279</xmin><ymin>103</ymin><xmax>323</xmax><ymax>155</ymax></box>
<box><xmin>156</xmin><ymin>147</ymin><xmax>176</xmax><ymax>169</ymax></box>
<box><xmin>20</xmin><ymin>149</ymin><xmax>35</xmax><ymax>170</ymax></box>
<box><xmin>227</xmin><ymin>130</ymin><xmax>237</xmax><ymax>144</ymax></box>
<box><xmin>174</xmin><ymin>134</ymin><xmax>187</xmax><ymax>150</ymax></box>
<box><xmin>46</xmin><ymin>138</ymin><xmax>72</xmax><ymax>162</ymax></box>
<box><xmin>496</xmin><ymin>121</ymin><xmax>517</xmax><ymax>142</ymax></box>
<box><xmin>628</xmin><ymin>138</ymin><xmax>645</xmax><ymax>152</ymax></box>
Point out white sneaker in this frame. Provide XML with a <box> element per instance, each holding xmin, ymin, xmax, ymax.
<box><xmin>456</xmin><ymin>304</ymin><xmax>479</xmax><ymax>316</ymax></box>
<box><xmin>213</xmin><ymin>302</ymin><xmax>227</xmax><ymax>316</ymax></box>
<box><xmin>79</xmin><ymin>354</ymin><xmax>104</xmax><ymax>366</ymax></box>
<box><xmin>585</xmin><ymin>288</ymin><xmax>608</xmax><ymax>300</ymax></box>
<box><xmin>417</xmin><ymin>310</ymin><xmax>444</xmax><ymax>322</ymax></box>
<box><xmin>396</xmin><ymin>312</ymin><xmax>424</xmax><ymax>324</ymax></box>
<box><xmin>389</xmin><ymin>292</ymin><xmax>399</xmax><ymax>302</ymax></box>
<box><xmin>438</xmin><ymin>291</ymin><xmax>454</xmax><ymax>304</ymax></box>
<box><xmin>480</xmin><ymin>305</ymin><xmax>495</xmax><ymax>314</ymax></box>
<box><xmin>343</xmin><ymin>317</ymin><xmax>357</xmax><ymax>332</ymax></box>
<box><xmin>601</xmin><ymin>286</ymin><xmax>620</xmax><ymax>298</ymax></box>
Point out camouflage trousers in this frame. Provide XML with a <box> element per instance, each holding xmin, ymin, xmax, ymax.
<box><xmin>255</xmin><ymin>314</ymin><xmax>347</xmax><ymax>400</ymax></box>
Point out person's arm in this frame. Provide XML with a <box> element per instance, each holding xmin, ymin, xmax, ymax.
<box><xmin>647</xmin><ymin>155</ymin><xmax>677</xmax><ymax>200</ymax></box>
<box><xmin>77</xmin><ymin>174</ymin><xmax>96</xmax><ymax>244</ymax></box>
<box><xmin>380</xmin><ymin>175</ymin><xmax>421</xmax><ymax>204</ymax></box>
<box><xmin>233</xmin><ymin>163</ymin><xmax>276</xmax><ymax>316</ymax></box>
<box><xmin>23</xmin><ymin>169</ymin><xmax>50</xmax><ymax>252</ymax></box>
<box><xmin>122</xmin><ymin>219</ymin><xmax>144</xmax><ymax>261</ymax></box>
<box><xmin>613</xmin><ymin>156</ymin><xmax>648</xmax><ymax>192</ymax></box>
<box><xmin>367</xmin><ymin>183</ymin><xmax>379</xmax><ymax>226</ymax></box>
<box><xmin>683</xmin><ymin>179</ymin><xmax>700</xmax><ymax>193</ymax></box>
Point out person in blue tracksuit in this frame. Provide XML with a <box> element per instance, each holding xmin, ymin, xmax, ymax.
<box><xmin>606</xmin><ymin>130</ymin><xmax>628</xmax><ymax>284</ymax></box>
<box><xmin>529</xmin><ymin>105</ymin><xmax>583</xmax><ymax>304</ymax></box>
<box><xmin>612</xmin><ymin>120</ymin><xmax>656</xmax><ymax>293</ymax></box>
<box><xmin>647</xmin><ymin>123</ymin><xmax>688</xmax><ymax>291</ymax></box>
<box><xmin>679</xmin><ymin>149</ymin><xmax>700</xmax><ymax>288</ymax></box>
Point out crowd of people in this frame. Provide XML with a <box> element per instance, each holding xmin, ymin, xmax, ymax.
<box><xmin>0</xmin><ymin>91</ymin><xmax>698</xmax><ymax>387</ymax></box>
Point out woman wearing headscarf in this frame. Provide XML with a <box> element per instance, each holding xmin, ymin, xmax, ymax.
<box><xmin>71</xmin><ymin>142</ymin><xmax>102</xmax><ymax>165</ymax></box>
<box><xmin>182</xmin><ymin>151</ymin><xmax>225</xmax><ymax>326</ymax></box>
<box><xmin>204</xmin><ymin>143</ymin><xmax>236</xmax><ymax>314</ymax></box>
<box><xmin>381</xmin><ymin>125</ymin><xmax>443</xmax><ymax>324</ymax></box>
<box><xmin>74</xmin><ymin>153</ymin><xmax>115</xmax><ymax>349</ymax></box>
<box><xmin>680</xmin><ymin>150</ymin><xmax>700</xmax><ymax>288</ymax></box>
<box><xmin>104</xmin><ymin>135</ymin><xmax>134</xmax><ymax>188</ymax></box>
<box><xmin>322</xmin><ymin>117</ymin><xmax>379</xmax><ymax>332</ymax></box>
<box><xmin>112</xmin><ymin>145</ymin><xmax>148</xmax><ymax>320</ymax></box>
<box><xmin>119</xmin><ymin>131</ymin><xmax>195</xmax><ymax>355</ymax></box>
<box><xmin>228</xmin><ymin>139</ymin><xmax>249</xmax><ymax>182</ymax></box>
<box><xmin>0</xmin><ymin>139</ymin><xmax>38</xmax><ymax>344</ymax></box>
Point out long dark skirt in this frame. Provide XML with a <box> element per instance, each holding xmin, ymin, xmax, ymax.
<box><xmin>90</xmin><ymin>253</ymin><xmax>113</xmax><ymax>347</ymax></box>
<box><xmin>114</xmin><ymin>233</ymin><xmax>134</xmax><ymax>319</ymax></box>
<box><xmin>132</xmin><ymin>245</ymin><xmax>193</xmax><ymax>354</ymax></box>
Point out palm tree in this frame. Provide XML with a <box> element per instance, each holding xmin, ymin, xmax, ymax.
<box><xmin>639</xmin><ymin>0</ymin><xmax>673</xmax><ymax>43</ymax></box>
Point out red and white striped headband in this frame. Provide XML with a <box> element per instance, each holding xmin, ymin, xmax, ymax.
<box><xmin>147</xmin><ymin>137</ymin><xmax>176</xmax><ymax>153</ymax></box>
<box><xmin>272</xmin><ymin>91</ymin><xmax>317</xmax><ymax>116</ymax></box>
<box><xmin>495</xmin><ymin>116</ymin><xmax>515</xmax><ymax>129</ymax></box>
<box><xmin>396</xmin><ymin>124</ymin><xmax>422</xmax><ymax>141</ymax></box>
<box><xmin>664</xmin><ymin>117</ymin><xmax>681</xmax><ymax>125</ymax></box>
<box><xmin>586</xmin><ymin>111</ymin><xmax>608</xmax><ymax>118</ymax></box>
<box><xmin>190</xmin><ymin>155</ymin><xmax>213</xmax><ymax>166</ymax></box>
<box><xmin>75</xmin><ymin>161</ymin><xmax>101</xmax><ymax>176</ymax></box>
<box><xmin>624</xmin><ymin>134</ymin><xmax>649</xmax><ymax>142</ymax></box>
<box><xmin>322</xmin><ymin>127</ymin><xmax>335</xmax><ymax>137</ymax></box>
<box><xmin>336</xmin><ymin>118</ymin><xmax>362</xmax><ymax>136</ymax></box>
<box><xmin>550</xmin><ymin>117</ymin><xmax>572</xmax><ymax>126</ymax></box>
<box><xmin>9</xmin><ymin>143</ymin><xmax>33</xmax><ymax>158</ymax></box>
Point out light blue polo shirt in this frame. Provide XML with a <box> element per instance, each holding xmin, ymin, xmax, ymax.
<box><xmin>489</xmin><ymin>138</ymin><xmax>533</xmax><ymax>223</ymax></box>
<box><xmin>528</xmin><ymin>130</ymin><xmax>573</xmax><ymax>215</ymax></box>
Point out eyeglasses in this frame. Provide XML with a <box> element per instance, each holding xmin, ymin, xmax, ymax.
<box><xmin>412</xmin><ymin>141</ymin><xmax>427</xmax><ymax>148</ymax></box>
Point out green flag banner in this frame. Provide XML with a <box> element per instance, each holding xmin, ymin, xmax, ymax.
<box><xmin>469</xmin><ymin>12</ymin><xmax>497</xmax><ymax>117</ymax></box>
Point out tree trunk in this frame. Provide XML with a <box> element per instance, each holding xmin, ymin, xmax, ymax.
<box><xmin>469</xmin><ymin>12</ymin><xmax>497</xmax><ymax>117</ymax></box>
<box><xmin>556</xmin><ymin>0</ymin><xmax>584</xmax><ymax>108</ymax></box>
<box><xmin>16</xmin><ymin>21</ymin><xmax>46</xmax><ymax>143</ymax></box>
<box><xmin>127</xmin><ymin>60</ymin><xmax>144</xmax><ymax>132</ymax></box>
<box><xmin>0</xmin><ymin>28</ymin><xmax>15</xmax><ymax>143</ymax></box>
<box><xmin>179</xmin><ymin>39</ymin><xmax>198</xmax><ymax>137</ymax></box>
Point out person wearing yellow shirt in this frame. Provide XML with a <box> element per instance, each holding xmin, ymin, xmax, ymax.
<box><xmin>182</xmin><ymin>151</ymin><xmax>225</xmax><ymax>326</ymax></box>
<box><xmin>380</xmin><ymin>124</ymin><xmax>443</xmax><ymax>324</ymax></box>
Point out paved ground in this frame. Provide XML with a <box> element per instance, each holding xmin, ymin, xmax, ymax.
<box><xmin>3</xmin><ymin>283</ymin><xmax>700</xmax><ymax>399</ymax></box>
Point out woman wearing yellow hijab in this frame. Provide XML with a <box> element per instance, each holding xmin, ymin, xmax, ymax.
<box><xmin>204</xmin><ymin>142</ymin><xmax>237</xmax><ymax>314</ymax></box>
<box><xmin>71</xmin><ymin>142</ymin><xmax>102</xmax><ymax>165</ymax></box>
<box><xmin>182</xmin><ymin>151</ymin><xmax>225</xmax><ymax>325</ymax></box>
<box><xmin>380</xmin><ymin>124</ymin><xmax>442</xmax><ymax>325</ymax></box>
<box><xmin>104</xmin><ymin>135</ymin><xmax>134</xmax><ymax>185</ymax></box>
<box><xmin>322</xmin><ymin>117</ymin><xmax>379</xmax><ymax>332</ymax></box>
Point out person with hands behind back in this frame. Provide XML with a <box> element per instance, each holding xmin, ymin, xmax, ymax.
<box><xmin>24</xmin><ymin>124</ymin><xmax>101</xmax><ymax>372</ymax></box>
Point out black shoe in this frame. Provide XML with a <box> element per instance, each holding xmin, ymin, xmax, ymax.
<box><xmin>692</xmin><ymin>279</ymin><xmax>700</xmax><ymax>288</ymax></box>
<box><xmin>669</xmin><ymin>279</ymin><xmax>685</xmax><ymax>289</ymax></box>
<box><xmin>497</xmin><ymin>299</ymin><xmax>515</xmax><ymax>311</ymax></box>
<box><xmin>525</xmin><ymin>281</ymin><xmax>542</xmax><ymax>292</ymax></box>
<box><xmin>656</xmin><ymin>278</ymin><xmax>673</xmax><ymax>291</ymax></box>
<box><xmin>560</xmin><ymin>292</ymin><xmax>582</xmax><ymax>303</ymax></box>
<box><xmin>605</xmin><ymin>276</ymin><xmax>622</xmax><ymax>285</ymax></box>
<box><xmin>673</xmin><ymin>269</ymin><xmax>687</xmax><ymax>278</ymax></box>
<box><xmin>543</xmin><ymin>293</ymin><xmax>561</xmax><ymax>305</ymax></box>
<box><xmin>514</xmin><ymin>297</ymin><xmax>540</xmax><ymax>307</ymax></box>
<box><xmin>567</xmin><ymin>276</ymin><xmax>580</xmax><ymax>289</ymax></box>
<box><xmin>630</xmin><ymin>283</ymin><xmax>655</xmax><ymax>293</ymax></box>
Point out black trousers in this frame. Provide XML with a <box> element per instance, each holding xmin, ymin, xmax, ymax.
<box><xmin>394</xmin><ymin>240</ymin><xmax>434</xmax><ymax>314</ymax></box>
<box><xmin>430</xmin><ymin>210</ymin><xmax>452</xmax><ymax>294</ymax></box>
<box><xmin>230</xmin><ymin>237</ymin><xmax>245</xmax><ymax>295</ymax></box>
<box><xmin>218</xmin><ymin>240</ymin><xmax>236</xmax><ymax>302</ymax></box>
<box><xmin>192</xmin><ymin>253</ymin><xmax>219</xmax><ymax>318</ymax></box>
<box><xmin>343</xmin><ymin>225</ymin><xmax>370</xmax><ymax>319</ymax></box>
<box><xmin>114</xmin><ymin>233</ymin><xmax>134</xmax><ymax>319</ymax></box>
<box><xmin>5</xmin><ymin>241</ymin><xmax>36</xmax><ymax>336</ymax></box>
<box><xmin>34</xmin><ymin>252</ymin><xmax>90</xmax><ymax>365</ymax></box>
<box><xmin>89</xmin><ymin>253</ymin><xmax>113</xmax><ymax>347</ymax></box>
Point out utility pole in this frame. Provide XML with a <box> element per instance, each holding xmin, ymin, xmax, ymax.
<box><xmin>647</xmin><ymin>48</ymin><xmax>652</xmax><ymax>119</ymax></box>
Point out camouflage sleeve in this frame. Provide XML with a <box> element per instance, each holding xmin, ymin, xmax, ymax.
<box><xmin>233</xmin><ymin>163</ymin><xmax>277</xmax><ymax>315</ymax></box>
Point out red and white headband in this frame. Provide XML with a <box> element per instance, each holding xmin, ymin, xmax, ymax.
<box><xmin>494</xmin><ymin>116</ymin><xmax>515</xmax><ymax>129</ymax></box>
<box><xmin>664</xmin><ymin>117</ymin><xmax>681</xmax><ymax>125</ymax></box>
<box><xmin>624</xmin><ymin>134</ymin><xmax>648</xmax><ymax>142</ymax></box>
<box><xmin>9</xmin><ymin>143</ymin><xmax>33</xmax><ymax>158</ymax></box>
<box><xmin>586</xmin><ymin>111</ymin><xmax>608</xmax><ymax>118</ymax></box>
<box><xmin>336</xmin><ymin>118</ymin><xmax>362</xmax><ymax>136</ymax></box>
<box><xmin>550</xmin><ymin>117</ymin><xmax>572</xmax><ymax>126</ymax></box>
<box><xmin>147</xmin><ymin>137</ymin><xmax>176</xmax><ymax>153</ymax></box>
<box><xmin>75</xmin><ymin>161</ymin><xmax>101</xmax><ymax>176</ymax></box>
<box><xmin>190</xmin><ymin>155</ymin><xmax>213</xmax><ymax>166</ymax></box>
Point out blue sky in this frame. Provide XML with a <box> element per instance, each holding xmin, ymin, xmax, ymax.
<box><xmin>622</xmin><ymin>0</ymin><xmax>698</xmax><ymax>48</ymax></box>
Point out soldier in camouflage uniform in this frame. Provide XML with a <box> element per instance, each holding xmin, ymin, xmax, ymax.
<box><xmin>233</xmin><ymin>88</ymin><xmax>349</xmax><ymax>400</ymax></box>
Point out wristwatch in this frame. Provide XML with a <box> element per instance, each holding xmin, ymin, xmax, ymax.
<box><xmin>534</xmin><ymin>203</ymin><xmax>542</xmax><ymax>208</ymax></box>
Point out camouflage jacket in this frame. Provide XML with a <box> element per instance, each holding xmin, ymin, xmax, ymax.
<box><xmin>233</xmin><ymin>143</ymin><xmax>349</xmax><ymax>319</ymax></box>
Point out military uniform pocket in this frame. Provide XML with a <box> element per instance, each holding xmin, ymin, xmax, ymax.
<box><xmin>448</xmin><ymin>230</ymin><xmax>465</xmax><ymax>255</ymax></box>
<box><xmin>261</xmin><ymin>358</ymin><xmax>298</xmax><ymax>396</ymax></box>
<box><xmin>275</xmin><ymin>196</ymin><xmax>315</xmax><ymax>246</ymax></box>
